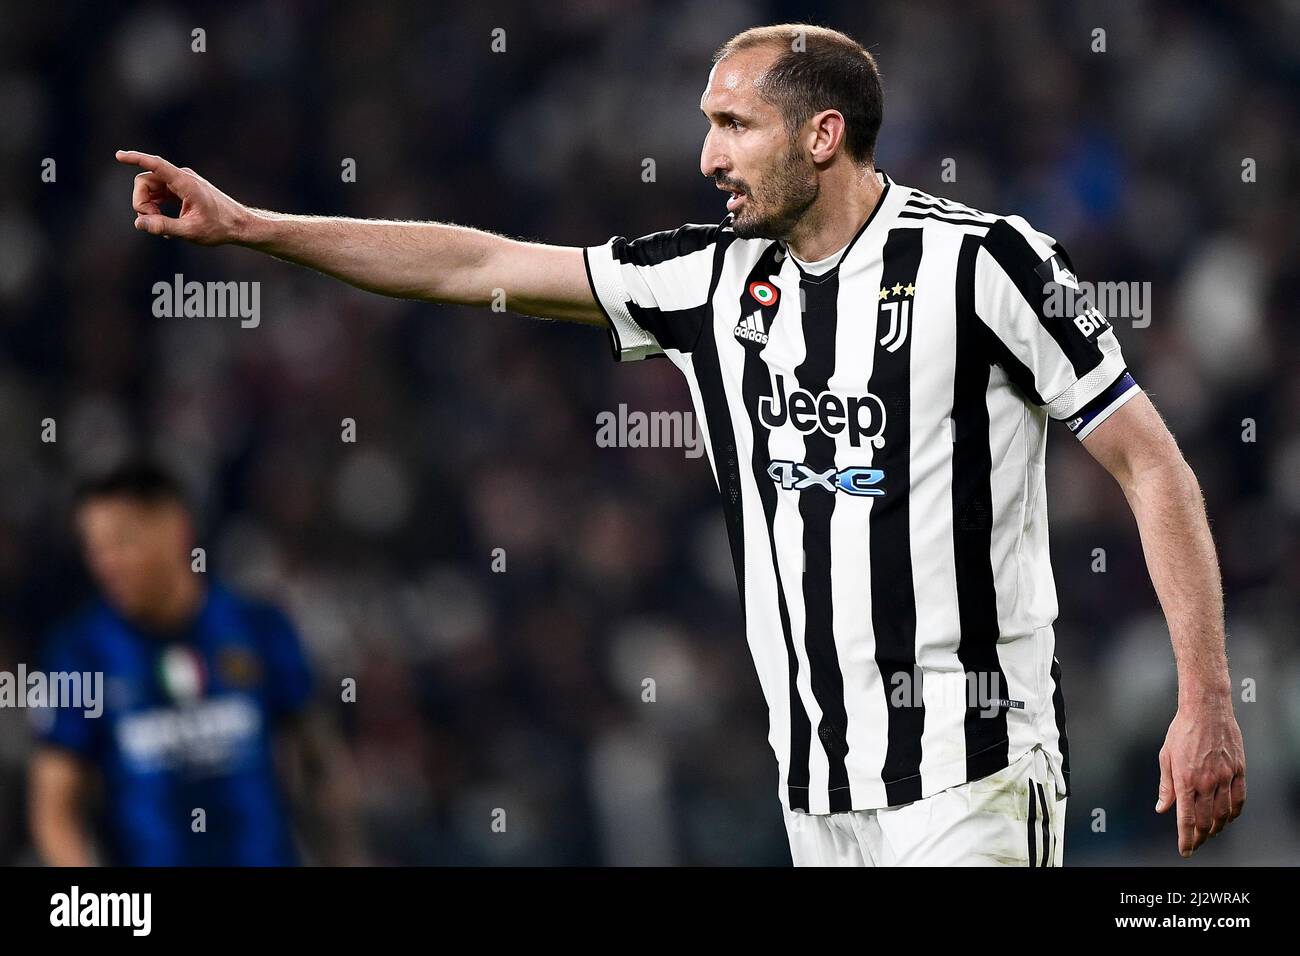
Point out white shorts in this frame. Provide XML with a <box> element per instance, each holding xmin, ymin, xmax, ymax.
<box><xmin>783</xmin><ymin>744</ymin><xmax>1067</xmax><ymax>866</ymax></box>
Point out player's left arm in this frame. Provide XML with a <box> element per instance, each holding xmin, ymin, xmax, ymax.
<box><xmin>1080</xmin><ymin>393</ymin><xmax>1246</xmax><ymax>858</ymax></box>
<box><xmin>276</xmin><ymin>709</ymin><xmax>365</xmax><ymax>866</ymax></box>
<box><xmin>255</xmin><ymin>602</ymin><xmax>364</xmax><ymax>866</ymax></box>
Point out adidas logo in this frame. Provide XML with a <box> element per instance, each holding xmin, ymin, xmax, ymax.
<box><xmin>734</xmin><ymin>311</ymin><xmax>769</xmax><ymax>345</ymax></box>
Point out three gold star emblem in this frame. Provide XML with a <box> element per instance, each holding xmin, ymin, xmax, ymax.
<box><xmin>878</xmin><ymin>283</ymin><xmax>917</xmax><ymax>300</ymax></box>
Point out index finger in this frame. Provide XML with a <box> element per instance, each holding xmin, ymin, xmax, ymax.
<box><xmin>115</xmin><ymin>150</ymin><xmax>183</xmax><ymax>180</ymax></box>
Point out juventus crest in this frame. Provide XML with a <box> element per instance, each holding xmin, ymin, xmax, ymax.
<box><xmin>877</xmin><ymin>283</ymin><xmax>915</xmax><ymax>352</ymax></box>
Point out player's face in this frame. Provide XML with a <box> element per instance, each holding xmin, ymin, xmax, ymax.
<box><xmin>700</xmin><ymin>50</ymin><xmax>819</xmax><ymax>240</ymax></box>
<box><xmin>77</xmin><ymin>498</ymin><xmax>191</xmax><ymax>621</ymax></box>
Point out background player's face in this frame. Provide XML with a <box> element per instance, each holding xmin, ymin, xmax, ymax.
<box><xmin>76</xmin><ymin>498</ymin><xmax>193</xmax><ymax>621</ymax></box>
<box><xmin>700</xmin><ymin>48</ymin><xmax>819</xmax><ymax>240</ymax></box>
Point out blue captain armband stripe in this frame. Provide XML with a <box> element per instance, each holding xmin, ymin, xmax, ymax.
<box><xmin>1065</xmin><ymin>370</ymin><xmax>1140</xmax><ymax>440</ymax></box>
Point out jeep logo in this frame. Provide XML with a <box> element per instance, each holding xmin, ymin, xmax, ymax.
<box><xmin>757</xmin><ymin>373</ymin><xmax>886</xmax><ymax>448</ymax></box>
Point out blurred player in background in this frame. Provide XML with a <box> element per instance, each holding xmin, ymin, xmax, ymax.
<box><xmin>28</xmin><ymin>462</ymin><xmax>360</xmax><ymax>866</ymax></box>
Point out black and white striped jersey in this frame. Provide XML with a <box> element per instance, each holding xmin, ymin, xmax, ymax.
<box><xmin>583</xmin><ymin>170</ymin><xmax>1140</xmax><ymax>813</ymax></box>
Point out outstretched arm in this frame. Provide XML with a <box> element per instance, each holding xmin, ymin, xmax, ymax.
<box><xmin>1080</xmin><ymin>391</ymin><xmax>1246</xmax><ymax>858</ymax></box>
<box><xmin>115</xmin><ymin>150</ymin><xmax>605</xmax><ymax>325</ymax></box>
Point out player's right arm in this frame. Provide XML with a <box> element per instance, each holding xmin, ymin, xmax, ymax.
<box><xmin>29</xmin><ymin>747</ymin><xmax>96</xmax><ymax>867</ymax></box>
<box><xmin>114</xmin><ymin>150</ymin><xmax>606</xmax><ymax>325</ymax></box>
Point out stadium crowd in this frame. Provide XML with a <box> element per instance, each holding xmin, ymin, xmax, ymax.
<box><xmin>0</xmin><ymin>0</ymin><xmax>1295</xmax><ymax>864</ymax></box>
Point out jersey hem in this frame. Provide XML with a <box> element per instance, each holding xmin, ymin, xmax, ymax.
<box><xmin>1043</xmin><ymin>344</ymin><xmax>1126</xmax><ymax>420</ymax></box>
<box><xmin>782</xmin><ymin>737</ymin><xmax>1064</xmax><ymax>814</ymax></box>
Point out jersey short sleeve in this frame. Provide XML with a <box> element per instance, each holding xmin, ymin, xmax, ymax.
<box><xmin>247</xmin><ymin>603</ymin><xmax>314</xmax><ymax>720</ymax></box>
<box><xmin>974</xmin><ymin>216</ymin><xmax>1140</xmax><ymax>440</ymax></box>
<box><xmin>583</xmin><ymin>222</ymin><xmax>723</xmax><ymax>362</ymax></box>
<box><xmin>31</xmin><ymin>624</ymin><xmax>103</xmax><ymax>758</ymax></box>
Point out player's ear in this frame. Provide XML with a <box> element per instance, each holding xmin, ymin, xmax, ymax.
<box><xmin>807</xmin><ymin>109</ymin><xmax>846</xmax><ymax>163</ymax></box>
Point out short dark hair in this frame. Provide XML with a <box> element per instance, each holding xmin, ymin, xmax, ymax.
<box><xmin>73</xmin><ymin>461</ymin><xmax>188</xmax><ymax>510</ymax></box>
<box><xmin>714</xmin><ymin>24</ymin><xmax>884</xmax><ymax>166</ymax></box>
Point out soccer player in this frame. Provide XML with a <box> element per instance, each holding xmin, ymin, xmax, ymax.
<box><xmin>29</xmin><ymin>463</ymin><xmax>359</xmax><ymax>866</ymax></box>
<box><xmin>115</xmin><ymin>22</ymin><xmax>1245</xmax><ymax>865</ymax></box>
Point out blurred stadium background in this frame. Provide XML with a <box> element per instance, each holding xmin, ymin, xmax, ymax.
<box><xmin>0</xmin><ymin>0</ymin><xmax>1296</xmax><ymax>864</ymax></box>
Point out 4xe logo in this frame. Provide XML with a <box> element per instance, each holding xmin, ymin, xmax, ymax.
<box><xmin>768</xmin><ymin>460</ymin><xmax>885</xmax><ymax>497</ymax></box>
<box><xmin>758</xmin><ymin>373</ymin><xmax>886</xmax><ymax>448</ymax></box>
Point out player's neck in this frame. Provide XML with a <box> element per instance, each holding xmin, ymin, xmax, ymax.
<box><xmin>136</xmin><ymin>571</ymin><xmax>206</xmax><ymax>634</ymax></box>
<box><xmin>784</xmin><ymin>165</ymin><xmax>884</xmax><ymax>263</ymax></box>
